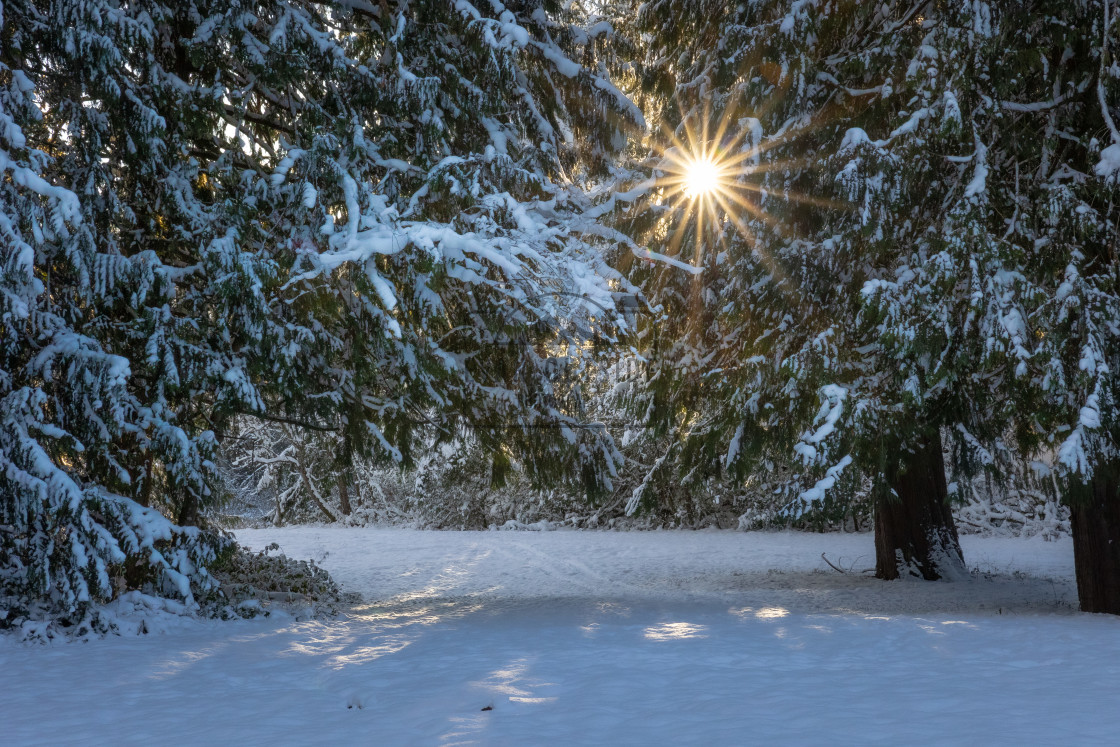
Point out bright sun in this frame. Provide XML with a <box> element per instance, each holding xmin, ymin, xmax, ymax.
<box><xmin>646</xmin><ymin>99</ymin><xmax>791</xmax><ymax>267</ymax></box>
<box><xmin>684</xmin><ymin>157</ymin><xmax>721</xmax><ymax>199</ymax></box>
<box><xmin>646</xmin><ymin>98</ymin><xmax>832</xmax><ymax>272</ymax></box>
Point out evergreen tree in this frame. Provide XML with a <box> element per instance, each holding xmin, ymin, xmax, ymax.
<box><xmin>1009</xmin><ymin>0</ymin><xmax>1120</xmax><ymax>613</ymax></box>
<box><xmin>619</xmin><ymin>0</ymin><xmax>1118</xmax><ymax>587</ymax></box>
<box><xmin>1</xmin><ymin>0</ymin><xmax>226</xmax><ymax>627</ymax></box>
<box><xmin>1</xmin><ymin>0</ymin><xmax>641</xmax><ymax>626</ymax></box>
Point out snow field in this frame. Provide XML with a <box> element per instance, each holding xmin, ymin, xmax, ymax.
<box><xmin>3</xmin><ymin>529</ymin><xmax>1119</xmax><ymax>745</ymax></box>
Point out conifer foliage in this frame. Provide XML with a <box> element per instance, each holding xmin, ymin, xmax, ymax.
<box><xmin>1</xmin><ymin>0</ymin><xmax>640</xmax><ymax>627</ymax></box>
<box><xmin>621</xmin><ymin>0</ymin><xmax>1120</xmax><ymax>594</ymax></box>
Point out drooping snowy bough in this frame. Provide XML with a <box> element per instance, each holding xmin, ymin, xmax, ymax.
<box><xmin>0</xmin><ymin>0</ymin><xmax>641</xmax><ymax>630</ymax></box>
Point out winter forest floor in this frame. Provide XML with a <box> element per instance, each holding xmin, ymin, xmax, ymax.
<box><xmin>4</xmin><ymin>529</ymin><xmax>1120</xmax><ymax>745</ymax></box>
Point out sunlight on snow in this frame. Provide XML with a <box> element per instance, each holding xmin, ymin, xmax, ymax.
<box><xmin>643</xmin><ymin>622</ymin><xmax>708</xmax><ymax>641</ymax></box>
<box><xmin>325</xmin><ymin>637</ymin><xmax>413</xmax><ymax>668</ymax></box>
<box><xmin>283</xmin><ymin>622</ymin><xmax>359</xmax><ymax>658</ymax></box>
<box><xmin>509</xmin><ymin>696</ymin><xmax>558</xmax><ymax>704</ymax></box>
<box><xmin>285</xmin><ymin>595</ymin><xmax>484</xmax><ymax>665</ymax></box>
<box><xmin>441</xmin><ymin>713</ymin><xmax>492</xmax><ymax>747</ymax></box>
<box><xmin>919</xmin><ymin>621</ymin><xmax>978</xmax><ymax>636</ymax></box>
<box><xmin>389</xmin><ymin>551</ymin><xmax>495</xmax><ymax>603</ymax></box>
<box><xmin>282</xmin><ymin>548</ymin><xmax>501</xmax><ymax>668</ymax></box>
<box><xmin>150</xmin><ymin>648</ymin><xmax>221</xmax><ymax>681</ymax></box>
<box><xmin>443</xmin><ymin>656</ymin><xmax>557</xmax><ymax>745</ymax></box>
<box><xmin>356</xmin><ymin>598</ymin><xmax>485</xmax><ymax>628</ymax></box>
<box><xmin>729</xmin><ymin>606</ymin><xmax>790</xmax><ymax>621</ymax></box>
<box><xmin>473</xmin><ymin>659</ymin><xmax>544</xmax><ymax>698</ymax></box>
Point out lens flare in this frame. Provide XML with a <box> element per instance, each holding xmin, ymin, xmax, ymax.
<box><xmin>684</xmin><ymin>157</ymin><xmax>721</xmax><ymax>199</ymax></box>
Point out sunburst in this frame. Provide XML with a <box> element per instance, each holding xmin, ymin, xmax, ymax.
<box><xmin>648</xmin><ymin>92</ymin><xmax>840</xmax><ymax>274</ymax></box>
<box><xmin>683</xmin><ymin>156</ymin><xmax>723</xmax><ymax>199</ymax></box>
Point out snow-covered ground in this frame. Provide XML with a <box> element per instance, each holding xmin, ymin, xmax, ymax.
<box><xmin>4</xmin><ymin>529</ymin><xmax>1120</xmax><ymax>745</ymax></box>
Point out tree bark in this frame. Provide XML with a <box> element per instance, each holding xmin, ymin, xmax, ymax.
<box><xmin>337</xmin><ymin>476</ymin><xmax>352</xmax><ymax>516</ymax></box>
<box><xmin>875</xmin><ymin>431</ymin><xmax>965</xmax><ymax>580</ymax></box>
<box><xmin>177</xmin><ymin>493</ymin><xmax>201</xmax><ymax>528</ymax></box>
<box><xmin>1070</xmin><ymin>470</ymin><xmax>1120</xmax><ymax>614</ymax></box>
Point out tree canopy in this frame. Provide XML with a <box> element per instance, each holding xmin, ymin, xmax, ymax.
<box><xmin>4</xmin><ymin>0</ymin><xmax>1120</xmax><ymax>624</ymax></box>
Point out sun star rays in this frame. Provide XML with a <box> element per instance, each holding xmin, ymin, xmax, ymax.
<box><xmin>649</xmin><ymin>93</ymin><xmax>840</xmax><ymax>276</ymax></box>
<box><xmin>683</xmin><ymin>157</ymin><xmax>722</xmax><ymax>199</ymax></box>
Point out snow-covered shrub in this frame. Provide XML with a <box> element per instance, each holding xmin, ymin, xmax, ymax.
<box><xmin>206</xmin><ymin>542</ymin><xmax>357</xmax><ymax>619</ymax></box>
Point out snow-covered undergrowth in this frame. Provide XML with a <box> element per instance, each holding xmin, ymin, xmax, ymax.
<box><xmin>0</xmin><ymin>497</ymin><xmax>226</xmax><ymax>641</ymax></box>
<box><xmin>218</xmin><ymin>450</ymin><xmax>1072</xmax><ymax>538</ymax></box>
<box><xmin>0</xmin><ymin>539</ymin><xmax>351</xmax><ymax>642</ymax></box>
<box><xmin>4</xmin><ymin>528</ymin><xmax>1119</xmax><ymax>745</ymax></box>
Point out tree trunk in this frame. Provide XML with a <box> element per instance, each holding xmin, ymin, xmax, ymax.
<box><xmin>1069</xmin><ymin>471</ymin><xmax>1120</xmax><ymax>614</ymax></box>
<box><xmin>875</xmin><ymin>431</ymin><xmax>964</xmax><ymax>580</ymax></box>
<box><xmin>177</xmin><ymin>493</ymin><xmax>201</xmax><ymax>528</ymax></box>
<box><xmin>337</xmin><ymin>476</ymin><xmax>352</xmax><ymax>516</ymax></box>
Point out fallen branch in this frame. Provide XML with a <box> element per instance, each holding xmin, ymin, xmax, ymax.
<box><xmin>821</xmin><ymin>552</ymin><xmax>847</xmax><ymax>574</ymax></box>
<box><xmin>822</xmin><ymin>552</ymin><xmax>875</xmax><ymax>575</ymax></box>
